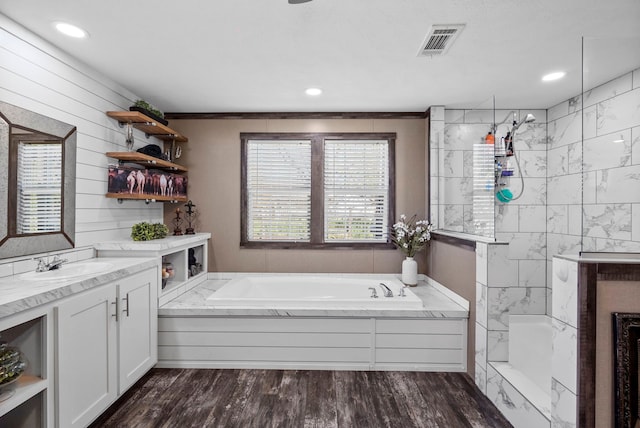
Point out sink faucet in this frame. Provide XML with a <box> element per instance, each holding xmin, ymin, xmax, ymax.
<box><xmin>35</xmin><ymin>255</ymin><xmax>68</xmax><ymax>272</ymax></box>
<box><xmin>379</xmin><ymin>282</ymin><xmax>393</xmax><ymax>297</ymax></box>
<box><xmin>368</xmin><ymin>287</ymin><xmax>378</xmax><ymax>298</ymax></box>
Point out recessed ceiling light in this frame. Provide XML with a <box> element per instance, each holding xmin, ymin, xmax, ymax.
<box><xmin>54</xmin><ymin>22</ymin><xmax>88</xmax><ymax>38</ymax></box>
<box><xmin>542</xmin><ymin>71</ymin><xmax>566</xmax><ymax>82</ymax></box>
<box><xmin>305</xmin><ymin>88</ymin><xmax>322</xmax><ymax>96</ymax></box>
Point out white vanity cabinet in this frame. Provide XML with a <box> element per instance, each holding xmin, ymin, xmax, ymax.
<box><xmin>55</xmin><ymin>267</ymin><xmax>157</xmax><ymax>428</ymax></box>
<box><xmin>117</xmin><ymin>272</ymin><xmax>157</xmax><ymax>393</ymax></box>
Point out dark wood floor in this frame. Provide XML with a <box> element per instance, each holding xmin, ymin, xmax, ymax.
<box><xmin>91</xmin><ymin>368</ymin><xmax>513</xmax><ymax>428</ymax></box>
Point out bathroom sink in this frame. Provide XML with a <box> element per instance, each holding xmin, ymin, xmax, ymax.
<box><xmin>18</xmin><ymin>261</ymin><xmax>115</xmax><ymax>281</ymax></box>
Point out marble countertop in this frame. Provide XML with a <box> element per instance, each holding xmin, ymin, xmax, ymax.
<box><xmin>94</xmin><ymin>233</ymin><xmax>211</xmax><ymax>252</ymax></box>
<box><xmin>556</xmin><ymin>252</ymin><xmax>640</xmax><ymax>264</ymax></box>
<box><xmin>159</xmin><ymin>274</ymin><xmax>469</xmax><ymax>319</ymax></box>
<box><xmin>0</xmin><ymin>257</ymin><xmax>158</xmax><ymax>318</ymax></box>
<box><xmin>433</xmin><ymin>230</ymin><xmax>507</xmax><ymax>245</ymax></box>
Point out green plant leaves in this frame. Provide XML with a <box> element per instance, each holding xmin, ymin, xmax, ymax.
<box><xmin>133</xmin><ymin>99</ymin><xmax>164</xmax><ymax>119</ymax></box>
<box><xmin>131</xmin><ymin>222</ymin><xmax>169</xmax><ymax>241</ymax></box>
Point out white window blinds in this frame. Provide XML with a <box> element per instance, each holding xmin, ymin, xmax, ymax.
<box><xmin>16</xmin><ymin>141</ymin><xmax>62</xmax><ymax>234</ymax></box>
<box><xmin>324</xmin><ymin>140</ymin><xmax>389</xmax><ymax>242</ymax></box>
<box><xmin>246</xmin><ymin>140</ymin><xmax>311</xmax><ymax>241</ymax></box>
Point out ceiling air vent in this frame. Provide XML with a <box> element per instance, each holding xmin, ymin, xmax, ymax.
<box><xmin>418</xmin><ymin>24</ymin><xmax>465</xmax><ymax>56</ymax></box>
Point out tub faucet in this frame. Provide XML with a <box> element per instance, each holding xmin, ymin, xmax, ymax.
<box><xmin>368</xmin><ymin>287</ymin><xmax>378</xmax><ymax>298</ymax></box>
<box><xmin>399</xmin><ymin>286</ymin><xmax>406</xmax><ymax>297</ymax></box>
<box><xmin>35</xmin><ymin>255</ymin><xmax>68</xmax><ymax>272</ymax></box>
<box><xmin>379</xmin><ymin>282</ymin><xmax>393</xmax><ymax>297</ymax></box>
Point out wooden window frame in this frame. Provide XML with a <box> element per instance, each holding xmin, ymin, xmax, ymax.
<box><xmin>240</xmin><ymin>132</ymin><xmax>396</xmax><ymax>249</ymax></box>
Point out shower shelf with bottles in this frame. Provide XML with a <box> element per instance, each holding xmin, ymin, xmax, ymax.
<box><xmin>493</xmin><ymin>129</ymin><xmax>515</xmax><ymax>185</ymax></box>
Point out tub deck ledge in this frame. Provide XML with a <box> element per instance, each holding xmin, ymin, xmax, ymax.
<box><xmin>159</xmin><ymin>273</ymin><xmax>468</xmax><ymax>319</ymax></box>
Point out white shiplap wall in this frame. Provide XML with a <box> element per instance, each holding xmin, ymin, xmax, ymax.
<box><xmin>0</xmin><ymin>14</ymin><xmax>163</xmax><ymax>253</ymax></box>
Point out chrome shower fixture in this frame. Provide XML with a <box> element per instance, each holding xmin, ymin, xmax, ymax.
<box><xmin>497</xmin><ymin>113</ymin><xmax>536</xmax><ymax>204</ymax></box>
<box><xmin>511</xmin><ymin>113</ymin><xmax>536</xmax><ymax>133</ymax></box>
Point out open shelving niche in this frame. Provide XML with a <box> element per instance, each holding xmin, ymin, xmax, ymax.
<box><xmin>95</xmin><ymin>233</ymin><xmax>210</xmax><ymax>306</ymax></box>
<box><xmin>0</xmin><ymin>307</ymin><xmax>52</xmax><ymax>427</ymax></box>
<box><xmin>105</xmin><ymin>111</ymin><xmax>189</xmax><ymax>204</ymax></box>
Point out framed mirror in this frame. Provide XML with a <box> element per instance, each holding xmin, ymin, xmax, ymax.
<box><xmin>0</xmin><ymin>101</ymin><xmax>76</xmax><ymax>259</ymax></box>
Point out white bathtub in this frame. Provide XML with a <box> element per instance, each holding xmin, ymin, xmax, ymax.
<box><xmin>206</xmin><ymin>275</ymin><xmax>424</xmax><ymax>310</ymax></box>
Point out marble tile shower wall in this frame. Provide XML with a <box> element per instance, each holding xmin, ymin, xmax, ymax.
<box><xmin>546</xmin><ymin>68</ymin><xmax>640</xmax><ymax>308</ymax></box>
<box><xmin>431</xmin><ymin>69</ymin><xmax>639</xmax><ymax>427</ymax></box>
<box><xmin>474</xmin><ymin>242</ymin><xmax>547</xmax><ymax>393</ymax></box>
<box><xmin>442</xmin><ymin>108</ymin><xmax>549</xmax><ymax>316</ymax></box>
<box><xmin>429</xmin><ymin>106</ymin><xmax>444</xmax><ymax>230</ymax></box>
<box><xmin>441</xmin><ymin>109</ymin><xmax>547</xmax><ymax>239</ymax></box>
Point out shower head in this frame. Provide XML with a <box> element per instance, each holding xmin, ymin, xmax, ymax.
<box><xmin>511</xmin><ymin>113</ymin><xmax>536</xmax><ymax>133</ymax></box>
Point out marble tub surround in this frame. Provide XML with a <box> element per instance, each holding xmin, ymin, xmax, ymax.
<box><xmin>0</xmin><ymin>257</ymin><xmax>158</xmax><ymax>317</ymax></box>
<box><xmin>160</xmin><ymin>273</ymin><xmax>468</xmax><ymax>318</ymax></box>
<box><xmin>206</xmin><ymin>276</ymin><xmax>425</xmax><ymax>310</ymax></box>
<box><xmin>158</xmin><ymin>273</ymin><xmax>469</xmax><ymax>372</ymax></box>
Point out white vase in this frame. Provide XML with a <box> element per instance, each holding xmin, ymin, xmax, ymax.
<box><xmin>401</xmin><ymin>256</ymin><xmax>418</xmax><ymax>286</ymax></box>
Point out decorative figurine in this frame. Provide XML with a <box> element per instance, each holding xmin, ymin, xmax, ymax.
<box><xmin>184</xmin><ymin>200</ymin><xmax>197</xmax><ymax>235</ymax></box>
<box><xmin>172</xmin><ymin>207</ymin><xmax>184</xmax><ymax>236</ymax></box>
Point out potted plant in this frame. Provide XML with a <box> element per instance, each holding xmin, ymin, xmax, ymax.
<box><xmin>129</xmin><ymin>99</ymin><xmax>168</xmax><ymax>126</ymax></box>
<box><xmin>131</xmin><ymin>222</ymin><xmax>169</xmax><ymax>241</ymax></box>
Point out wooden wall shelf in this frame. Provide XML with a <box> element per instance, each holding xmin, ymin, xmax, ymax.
<box><xmin>106</xmin><ymin>152</ymin><xmax>188</xmax><ymax>172</ymax></box>
<box><xmin>106</xmin><ymin>111</ymin><xmax>188</xmax><ymax>142</ymax></box>
<box><xmin>105</xmin><ymin>111</ymin><xmax>189</xmax><ymax>204</ymax></box>
<box><xmin>106</xmin><ymin>193</ymin><xmax>187</xmax><ymax>203</ymax></box>
<box><xmin>106</xmin><ymin>153</ymin><xmax>188</xmax><ymax>203</ymax></box>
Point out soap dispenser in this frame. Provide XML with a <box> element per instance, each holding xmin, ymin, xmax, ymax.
<box><xmin>485</xmin><ymin>131</ymin><xmax>495</xmax><ymax>145</ymax></box>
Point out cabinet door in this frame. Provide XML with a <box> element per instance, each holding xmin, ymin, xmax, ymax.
<box><xmin>56</xmin><ymin>285</ymin><xmax>117</xmax><ymax>428</ymax></box>
<box><xmin>118</xmin><ymin>268</ymin><xmax>158</xmax><ymax>393</ymax></box>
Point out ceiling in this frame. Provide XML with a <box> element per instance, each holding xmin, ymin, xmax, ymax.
<box><xmin>1</xmin><ymin>0</ymin><xmax>639</xmax><ymax>113</ymax></box>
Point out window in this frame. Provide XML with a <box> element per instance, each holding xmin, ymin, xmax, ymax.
<box><xmin>241</xmin><ymin>133</ymin><xmax>395</xmax><ymax>248</ymax></box>
<box><xmin>245</xmin><ymin>139</ymin><xmax>311</xmax><ymax>241</ymax></box>
<box><xmin>16</xmin><ymin>140</ymin><xmax>62</xmax><ymax>234</ymax></box>
<box><xmin>9</xmin><ymin>129</ymin><xmax>64</xmax><ymax>235</ymax></box>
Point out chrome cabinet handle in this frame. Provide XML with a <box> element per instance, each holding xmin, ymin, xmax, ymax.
<box><xmin>122</xmin><ymin>294</ymin><xmax>129</xmax><ymax>317</ymax></box>
<box><xmin>111</xmin><ymin>300</ymin><xmax>118</xmax><ymax>321</ymax></box>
